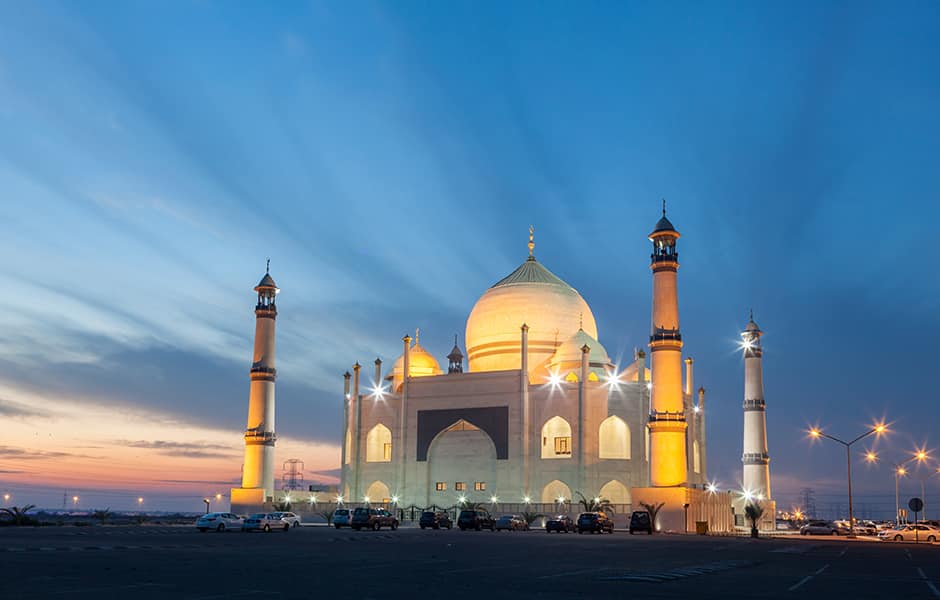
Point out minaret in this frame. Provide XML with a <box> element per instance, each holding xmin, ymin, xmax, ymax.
<box><xmin>742</xmin><ymin>311</ymin><xmax>771</xmax><ymax>500</ymax></box>
<box><xmin>240</xmin><ymin>261</ymin><xmax>279</xmax><ymax>499</ymax></box>
<box><xmin>647</xmin><ymin>202</ymin><xmax>687</xmax><ymax>487</ymax></box>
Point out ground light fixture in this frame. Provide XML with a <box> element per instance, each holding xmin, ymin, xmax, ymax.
<box><xmin>807</xmin><ymin>422</ymin><xmax>887</xmax><ymax>537</ymax></box>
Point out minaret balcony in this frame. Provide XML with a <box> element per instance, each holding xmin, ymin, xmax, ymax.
<box><xmin>650</xmin><ymin>252</ymin><xmax>679</xmax><ymax>264</ymax></box>
<box><xmin>244</xmin><ymin>428</ymin><xmax>277</xmax><ymax>445</ymax></box>
<box><xmin>743</xmin><ymin>398</ymin><xmax>766</xmax><ymax>411</ymax></box>
<box><xmin>649</xmin><ymin>410</ymin><xmax>687</xmax><ymax>423</ymax></box>
<box><xmin>250</xmin><ymin>366</ymin><xmax>277</xmax><ymax>381</ymax></box>
<box><xmin>255</xmin><ymin>304</ymin><xmax>277</xmax><ymax>319</ymax></box>
<box><xmin>742</xmin><ymin>452</ymin><xmax>770</xmax><ymax>465</ymax></box>
<box><xmin>649</xmin><ymin>328</ymin><xmax>682</xmax><ymax>344</ymax></box>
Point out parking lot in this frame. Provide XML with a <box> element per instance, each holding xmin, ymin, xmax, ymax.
<box><xmin>1</xmin><ymin>524</ymin><xmax>937</xmax><ymax>599</ymax></box>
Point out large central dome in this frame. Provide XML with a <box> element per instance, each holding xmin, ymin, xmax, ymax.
<box><xmin>465</xmin><ymin>255</ymin><xmax>598</xmax><ymax>378</ymax></box>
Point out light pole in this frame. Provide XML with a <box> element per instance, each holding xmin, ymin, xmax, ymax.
<box><xmin>809</xmin><ymin>423</ymin><xmax>886</xmax><ymax>537</ymax></box>
<box><xmin>919</xmin><ymin>463</ymin><xmax>939</xmax><ymax>521</ymax></box>
<box><xmin>896</xmin><ymin>466</ymin><xmax>907</xmax><ymax>526</ymax></box>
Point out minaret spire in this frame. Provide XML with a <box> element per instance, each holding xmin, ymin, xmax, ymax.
<box><xmin>528</xmin><ymin>225</ymin><xmax>535</xmax><ymax>259</ymax></box>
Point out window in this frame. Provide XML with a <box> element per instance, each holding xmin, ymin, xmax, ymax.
<box><xmin>455</xmin><ymin>482</ymin><xmax>466</xmax><ymax>491</ymax></box>
<box><xmin>554</xmin><ymin>436</ymin><xmax>571</xmax><ymax>455</ymax></box>
<box><xmin>598</xmin><ymin>416</ymin><xmax>630</xmax><ymax>459</ymax></box>
<box><xmin>435</xmin><ymin>482</ymin><xmax>446</xmax><ymax>491</ymax></box>
<box><xmin>366</xmin><ymin>424</ymin><xmax>392</xmax><ymax>462</ymax></box>
<box><xmin>474</xmin><ymin>482</ymin><xmax>486</xmax><ymax>491</ymax></box>
<box><xmin>541</xmin><ymin>416</ymin><xmax>572</xmax><ymax>459</ymax></box>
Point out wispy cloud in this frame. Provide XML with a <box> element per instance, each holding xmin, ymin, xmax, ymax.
<box><xmin>0</xmin><ymin>398</ymin><xmax>47</xmax><ymax>419</ymax></box>
<box><xmin>118</xmin><ymin>440</ymin><xmax>238</xmax><ymax>459</ymax></box>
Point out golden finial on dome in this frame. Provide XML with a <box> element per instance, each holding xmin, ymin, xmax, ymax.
<box><xmin>415</xmin><ymin>327</ymin><xmax>419</xmax><ymax>346</ymax></box>
<box><xmin>528</xmin><ymin>225</ymin><xmax>535</xmax><ymax>259</ymax></box>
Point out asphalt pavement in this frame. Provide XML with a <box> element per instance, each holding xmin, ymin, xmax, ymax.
<box><xmin>2</xmin><ymin>524</ymin><xmax>938</xmax><ymax>599</ymax></box>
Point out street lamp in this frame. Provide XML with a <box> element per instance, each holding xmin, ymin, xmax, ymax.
<box><xmin>72</xmin><ymin>495</ymin><xmax>79</xmax><ymax>507</ymax></box>
<box><xmin>137</xmin><ymin>497</ymin><xmax>144</xmax><ymax>511</ymax></box>
<box><xmin>203</xmin><ymin>498</ymin><xmax>210</xmax><ymax>514</ymax></box>
<box><xmin>808</xmin><ymin>423</ymin><xmax>886</xmax><ymax>536</ymax></box>
<box><xmin>892</xmin><ymin>451</ymin><xmax>929</xmax><ymax>525</ymax></box>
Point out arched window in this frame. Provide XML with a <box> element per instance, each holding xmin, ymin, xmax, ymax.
<box><xmin>541</xmin><ymin>479</ymin><xmax>572</xmax><ymax>503</ymax></box>
<box><xmin>599</xmin><ymin>480</ymin><xmax>631</xmax><ymax>504</ymax></box>
<box><xmin>366</xmin><ymin>424</ymin><xmax>392</xmax><ymax>462</ymax></box>
<box><xmin>541</xmin><ymin>416</ymin><xmax>572</xmax><ymax>459</ymax></box>
<box><xmin>599</xmin><ymin>415</ymin><xmax>630</xmax><ymax>459</ymax></box>
<box><xmin>365</xmin><ymin>480</ymin><xmax>390</xmax><ymax>504</ymax></box>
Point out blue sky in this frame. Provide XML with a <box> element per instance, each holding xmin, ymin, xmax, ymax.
<box><xmin>1</xmin><ymin>0</ymin><xmax>938</xmax><ymax>513</ymax></box>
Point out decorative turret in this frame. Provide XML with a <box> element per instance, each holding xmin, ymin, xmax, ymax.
<box><xmin>647</xmin><ymin>201</ymin><xmax>687</xmax><ymax>487</ymax></box>
<box><xmin>447</xmin><ymin>335</ymin><xmax>464</xmax><ymax>374</ymax></box>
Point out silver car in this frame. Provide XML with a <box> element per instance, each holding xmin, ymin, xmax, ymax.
<box><xmin>879</xmin><ymin>524</ymin><xmax>939</xmax><ymax>542</ymax></box>
<box><xmin>269</xmin><ymin>511</ymin><xmax>302</xmax><ymax>528</ymax></box>
<box><xmin>196</xmin><ymin>512</ymin><xmax>243</xmax><ymax>532</ymax></box>
<box><xmin>799</xmin><ymin>520</ymin><xmax>846</xmax><ymax>536</ymax></box>
<box><xmin>333</xmin><ymin>508</ymin><xmax>351</xmax><ymax>529</ymax></box>
<box><xmin>242</xmin><ymin>513</ymin><xmax>290</xmax><ymax>532</ymax></box>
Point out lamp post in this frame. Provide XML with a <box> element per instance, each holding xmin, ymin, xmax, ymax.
<box><xmin>919</xmin><ymin>463</ymin><xmax>939</xmax><ymax>522</ymax></box>
<box><xmin>203</xmin><ymin>498</ymin><xmax>210</xmax><ymax>514</ymax></box>
<box><xmin>895</xmin><ymin>466</ymin><xmax>907</xmax><ymax>526</ymax></box>
<box><xmin>809</xmin><ymin>424</ymin><xmax>886</xmax><ymax>537</ymax></box>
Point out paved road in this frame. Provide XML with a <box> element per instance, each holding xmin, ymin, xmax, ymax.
<box><xmin>2</xmin><ymin>525</ymin><xmax>937</xmax><ymax>599</ymax></box>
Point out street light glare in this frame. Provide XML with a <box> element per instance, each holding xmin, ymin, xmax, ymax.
<box><xmin>916</xmin><ymin>451</ymin><xmax>928</xmax><ymax>461</ymax></box>
<box><xmin>865</xmin><ymin>451</ymin><xmax>877</xmax><ymax>462</ymax></box>
<box><xmin>809</xmin><ymin>429</ymin><xmax>821</xmax><ymax>437</ymax></box>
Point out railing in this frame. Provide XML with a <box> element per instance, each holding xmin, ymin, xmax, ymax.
<box><xmin>649</xmin><ymin>410</ymin><xmax>686</xmax><ymax>422</ymax></box>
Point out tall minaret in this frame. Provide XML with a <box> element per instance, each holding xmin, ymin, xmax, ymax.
<box><xmin>240</xmin><ymin>262</ymin><xmax>279</xmax><ymax>499</ymax></box>
<box><xmin>647</xmin><ymin>202</ymin><xmax>687</xmax><ymax>487</ymax></box>
<box><xmin>742</xmin><ymin>312</ymin><xmax>771</xmax><ymax>499</ymax></box>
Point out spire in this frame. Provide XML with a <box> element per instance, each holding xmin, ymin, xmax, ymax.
<box><xmin>527</xmin><ymin>225</ymin><xmax>535</xmax><ymax>260</ymax></box>
<box><xmin>448</xmin><ymin>334</ymin><xmax>464</xmax><ymax>374</ymax></box>
<box><xmin>662</xmin><ymin>198</ymin><xmax>666</xmax><ymax>217</ymax></box>
<box><xmin>414</xmin><ymin>328</ymin><xmax>419</xmax><ymax>346</ymax></box>
<box><xmin>266</xmin><ymin>258</ymin><xmax>270</xmax><ymax>274</ymax></box>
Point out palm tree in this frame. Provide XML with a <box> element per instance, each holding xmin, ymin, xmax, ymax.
<box><xmin>745</xmin><ymin>501</ymin><xmax>765</xmax><ymax>538</ymax></box>
<box><xmin>638</xmin><ymin>501</ymin><xmax>666</xmax><ymax>533</ymax></box>
<box><xmin>520</xmin><ymin>511</ymin><xmax>544</xmax><ymax>529</ymax></box>
<box><xmin>0</xmin><ymin>504</ymin><xmax>37</xmax><ymax>526</ymax></box>
<box><xmin>273</xmin><ymin>500</ymin><xmax>292</xmax><ymax>512</ymax></box>
<box><xmin>318</xmin><ymin>509</ymin><xmax>335</xmax><ymax>525</ymax></box>
<box><xmin>93</xmin><ymin>508</ymin><xmax>112</xmax><ymax>524</ymax></box>
<box><xmin>576</xmin><ymin>492</ymin><xmax>614</xmax><ymax>515</ymax></box>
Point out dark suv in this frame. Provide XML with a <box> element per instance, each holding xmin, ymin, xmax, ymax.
<box><xmin>351</xmin><ymin>507</ymin><xmax>399</xmax><ymax>531</ymax></box>
<box><xmin>457</xmin><ymin>509</ymin><xmax>495</xmax><ymax>531</ymax></box>
<box><xmin>577</xmin><ymin>512</ymin><xmax>614</xmax><ymax>534</ymax></box>
<box><xmin>419</xmin><ymin>511</ymin><xmax>453</xmax><ymax>530</ymax></box>
<box><xmin>629</xmin><ymin>510</ymin><xmax>653</xmax><ymax>534</ymax></box>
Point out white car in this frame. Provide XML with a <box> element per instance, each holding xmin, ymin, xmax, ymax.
<box><xmin>269</xmin><ymin>511</ymin><xmax>302</xmax><ymax>528</ymax></box>
<box><xmin>242</xmin><ymin>513</ymin><xmax>290</xmax><ymax>532</ymax></box>
<box><xmin>196</xmin><ymin>512</ymin><xmax>243</xmax><ymax>532</ymax></box>
<box><xmin>878</xmin><ymin>524</ymin><xmax>939</xmax><ymax>542</ymax></box>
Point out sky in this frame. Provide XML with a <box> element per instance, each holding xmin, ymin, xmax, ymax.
<box><xmin>1</xmin><ymin>0</ymin><xmax>938</xmax><ymax>515</ymax></box>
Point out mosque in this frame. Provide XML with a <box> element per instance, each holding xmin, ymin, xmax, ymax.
<box><xmin>231</xmin><ymin>208</ymin><xmax>774</xmax><ymax>532</ymax></box>
<box><xmin>339</xmin><ymin>208</ymin><xmax>727</xmax><ymax>528</ymax></box>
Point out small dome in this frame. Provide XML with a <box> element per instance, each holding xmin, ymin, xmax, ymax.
<box><xmin>548</xmin><ymin>329</ymin><xmax>612</xmax><ymax>380</ymax></box>
<box><xmin>255</xmin><ymin>273</ymin><xmax>278</xmax><ymax>291</ymax></box>
<box><xmin>391</xmin><ymin>342</ymin><xmax>443</xmax><ymax>389</ymax></box>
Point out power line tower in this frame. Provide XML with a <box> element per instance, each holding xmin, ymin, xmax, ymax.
<box><xmin>281</xmin><ymin>459</ymin><xmax>305</xmax><ymax>491</ymax></box>
<box><xmin>799</xmin><ymin>487</ymin><xmax>817</xmax><ymax>519</ymax></box>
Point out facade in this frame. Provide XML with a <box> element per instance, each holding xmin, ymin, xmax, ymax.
<box><xmin>341</xmin><ymin>212</ymin><xmax>708</xmax><ymax>511</ymax></box>
<box><xmin>231</xmin><ymin>264</ymin><xmax>280</xmax><ymax>512</ymax></box>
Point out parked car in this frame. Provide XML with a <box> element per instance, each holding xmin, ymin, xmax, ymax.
<box><xmin>495</xmin><ymin>514</ymin><xmax>528</xmax><ymax>531</ymax></box>
<box><xmin>351</xmin><ymin>507</ymin><xmax>399</xmax><ymax>531</ymax></box>
<box><xmin>242</xmin><ymin>513</ymin><xmax>290</xmax><ymax>532</ymax></box>
<box><xmin>577</xmin><ymin>512</ymin><xmax>614</xmax><ymax>534</ymax></box>
<box><xmin>629</xmin><ymin>510</ymin><xmax>653</xmax><ymax>535</ymax></box>
<box><xmin>419</xmin><ymin>511</ymin><xmax>453</xmax><ymax>530</ymax></box>
<box><xmin>269</xmin><ymin>511</ymin><xmax>302</xmax><ymax>528</ymax></box>
<box><xmin>799</xmin><ymin>520</ymin><xmax>847</xmax><ymax>536</ymax></box>
<box><xmin>458</xmin><ymin>509</ymin><xmax>495</xmax><ymax>531</ymax></box>
<box><xmin>853</xmin><ymin>521</ymin><xmax>878</xmax><ymax>536</ymax></box>
<box><xmin>333</xmin><ymin>508</ymin><xmax>351</xmax><ymax>528</ymax></box>
<box><xmin>545</xmin><ymin>515</ymin><xmax>576</xmax><ymax>533</ymax></box>
<box><xmin>195</xmin><ymin>512</ymin><xmax>243</xmax><ymax>532</ymax></box>
<box><xmin>878</xmin><ymin>524</ymin><xmax>940</xmax><ymax>542</ymax></box>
